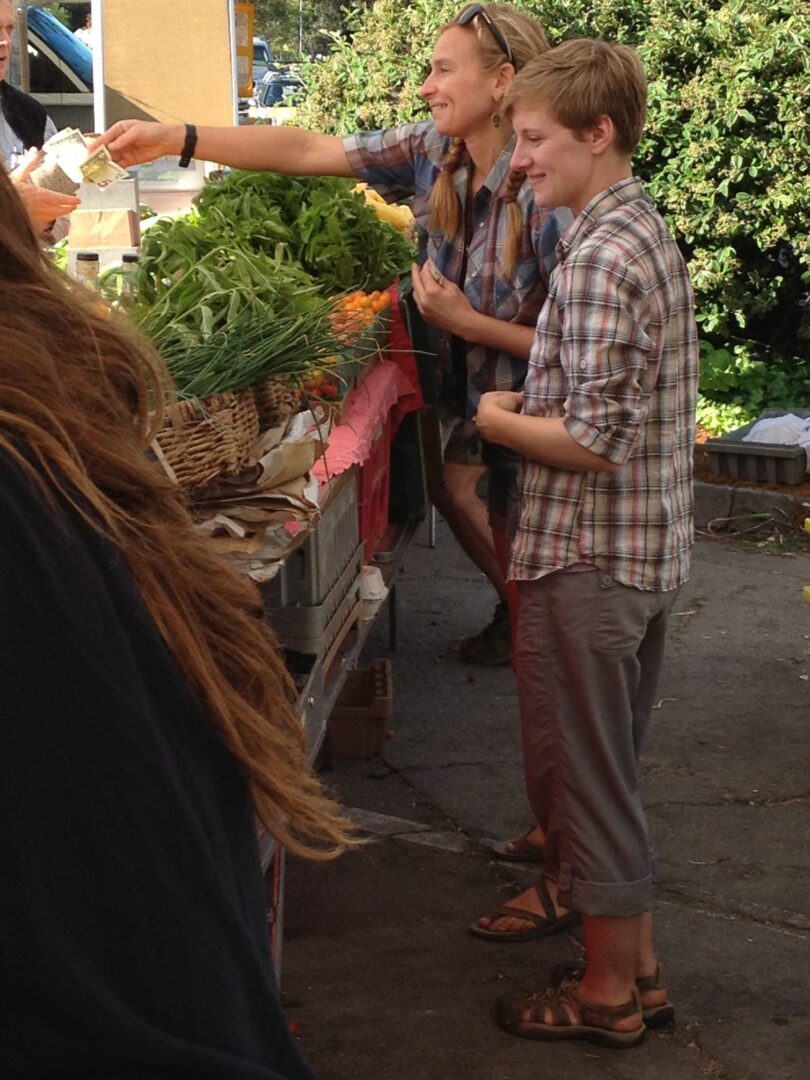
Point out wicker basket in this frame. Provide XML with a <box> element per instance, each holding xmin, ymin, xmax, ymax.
<box><xmin>253</xmin><ymin>379</ymin><xmax>302</xmax><ymax>432</ymax></box>
<box><xmin>153</xmin><ymin>390</ymin><xmax>260</xmax><ymax>489</ymax></box>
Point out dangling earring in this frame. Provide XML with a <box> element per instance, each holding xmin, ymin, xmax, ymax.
<box><xmin>492</xmin><ymin>112</ymin><xmax>502</xmax><ymax>128</ymax></box>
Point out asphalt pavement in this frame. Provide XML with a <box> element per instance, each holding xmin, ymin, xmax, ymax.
<box><xmin>283</xmin><ymin>518</ymin><xmax>810</xmax><ymax>1080</ymax></box>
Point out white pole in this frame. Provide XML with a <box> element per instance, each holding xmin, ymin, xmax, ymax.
<box><xmin>91</xmin><ymin>0</ymin><xmax>105</xmax><ymax>132</ymax></box>
<box><xmin>228</xmin><ymin>0</ymin><xmax>238</xmax><ymax>124</ymax></box>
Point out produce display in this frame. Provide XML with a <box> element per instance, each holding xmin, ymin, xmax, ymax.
<box><xmin>108</xmin><ymin>172</ymin><xmax>413</xmax><ymax>400</ymax></box>
<box><xmin>193</xmin><ymin>171</ymin><xmax>414</xmax><ymax>295</ymax></box>
<box><xmin>330</xmin><ymin>289</ymin><xmax>392</xmax><ymax>342</ymax></box>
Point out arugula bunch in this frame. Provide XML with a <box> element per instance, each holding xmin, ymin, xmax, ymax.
<box><xmin>194</xmin><ymin>171</ymin><xmax>414</xmax><ymax>294</ymax></box>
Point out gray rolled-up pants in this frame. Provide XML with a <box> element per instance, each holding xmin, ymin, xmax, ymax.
<box><xmin>514</xmin><ymin>569</ymin><xmax>679</xmax><ymax>918</ymax></box>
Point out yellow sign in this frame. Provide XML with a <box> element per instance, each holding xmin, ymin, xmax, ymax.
<box><xmin>235</xmin><ymin>2</ymin><xmax>256</xmax><ymax>98</ymax></box>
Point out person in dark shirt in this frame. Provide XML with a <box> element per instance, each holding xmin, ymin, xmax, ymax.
<box><xmin>0</xmin><ymin>165</ymin><xmax>354</xmax><ymax>1078</ymax></box>
<box><xmin>0</xmin><ymin>0</ymin><xmax>81</xmax><ymax>235</ymax></box>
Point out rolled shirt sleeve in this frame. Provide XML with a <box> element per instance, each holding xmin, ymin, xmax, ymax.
<box><xmin>560</xmin><ymin>249</ymin><xmax>654</xmax><ymax>466</ymax></box>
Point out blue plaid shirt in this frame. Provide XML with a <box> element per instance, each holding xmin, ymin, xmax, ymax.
<box><xmin>344</xmin><ymin>121</ymin><xmax>569</xmax><ymax>419</ymax></box>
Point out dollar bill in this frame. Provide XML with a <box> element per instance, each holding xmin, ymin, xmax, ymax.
<box><xmin>42</xmin><ymin>127</ymin><xmax>90</xmax><ymax>184</ymax></box>
<box><xmin>80</xmin><ymin>145</ymin><xmax>129</xmax><ymax>189</ymax></box>
<box><xmin>43</xmin><ymin>127</ymin><xmax>88</xmax><ymax>151</ymax></box>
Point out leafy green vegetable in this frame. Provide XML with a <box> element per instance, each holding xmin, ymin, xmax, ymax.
<box><xmin>117</xmin><ymin>170</ymin><xmax>409</xmax><ymax>398</ymax></box>
<box><xmin>193</xmin><ymin>171</ymin><xmax>414</xmax><ymax>294</ymax></box>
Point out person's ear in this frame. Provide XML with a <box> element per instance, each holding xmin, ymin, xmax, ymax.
<box><xmin>590</xmin><ymin>115</ymin><xmax>615</xmax><ymax>156</ymax></box>
<box><xmin>493</xmin><ymin>62</ymin><xmax>516</xmax><ymax>100</ymax></box>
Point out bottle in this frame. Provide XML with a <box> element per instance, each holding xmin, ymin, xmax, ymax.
<box><xmin>120</xmin><ymin>252</ymin><xmax>139</xmax><ymax>300</ymax></box>
<box><xmin>74</xmin><ymin>252</ymin><xmax>100</xmax><ymax>288</ymax></box>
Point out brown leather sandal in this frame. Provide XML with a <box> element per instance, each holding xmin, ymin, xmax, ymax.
<box><xmin>470</xmin><ymin>877</ymin><xmax>581</xmax><ymax>942</ymax></box>
<box><xmin>550</xmin><ymin>961</ymin><xmax>675</xmax><ymax>1028</ymax></box>
<box><xmin>495</xmin><ymin>983</ymin><xmax>646</xmax><ymax>1048</ymax></box>
<box><xmin>637</xmin><ymin>965</ymin><xmax>675</xmax><ymax>1028</ymax></box>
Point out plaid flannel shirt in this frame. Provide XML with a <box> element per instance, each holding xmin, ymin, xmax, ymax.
<box><xmin>510</xmin><ymin>178</ymin><xmax>699</xmax><ymax>592</ymax></box>
<box><xmin>344</xmin><ymin>121</ymin><xmax>567</xmax><ymax>418</ymax></box>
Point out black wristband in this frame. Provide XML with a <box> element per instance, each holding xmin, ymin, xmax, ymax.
<box><xmin>179</xmin><ymin>123</ymin><xmax>198</xmax><ymax>169</ymax></box>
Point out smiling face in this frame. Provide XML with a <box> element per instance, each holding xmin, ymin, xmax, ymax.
<box><xmin>0</xmin><ymin>0</ymin><xmax>15</xmax><ymax>83</ymax></box>
<box><xmin>510</xmin><ymin>103</ymin><xmax>603</xmax><ymax>214</ymax></box>
<box><xmin>419</xmin><ymin>25</ymin><xmax>509</xmax><ymax>140</ymax></box>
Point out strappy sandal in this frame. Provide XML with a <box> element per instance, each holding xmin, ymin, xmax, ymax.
<box><xmin>487</xmin><ymin>829</ymin><xmax>546</xmax><ymax>864</ymax></box>
<box><xmin>495</xmin><ymin>982</ymin><xmax>646</xmax><ymax>1048</ymax></box>
<box><xmin>550</xmin><ymin>961</ymin><xmax>675</xmax><ymax>1028</ymax></box>
<box><xmin>470</xmin><ymin>877</ymin><xmax>581</xmax><ymax>942</ymax></box>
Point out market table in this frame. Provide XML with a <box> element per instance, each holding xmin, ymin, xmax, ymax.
<box><xmin>257</xmin><ymin>292</ymin><xmax>427</xmax><ymax>979</ymax></box>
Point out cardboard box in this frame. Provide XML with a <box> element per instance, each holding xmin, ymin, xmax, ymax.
<box><xmin>68</xmin><ymin>208</ymin><xmax>140</xmax><ymax>250</ymax></box>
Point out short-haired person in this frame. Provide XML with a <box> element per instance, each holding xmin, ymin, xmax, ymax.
<box><xmin>94</xmin><ymin>3</ymin><xmax>566</xmax><ymax>668</ymax></box>
<box><xmin>0</xmin><ymin>165</ymin><xmax>354</xmax><ymax>1077</ymax></box>
<box><xmin>475</xmin><ymin>40</ymin><xmax>698</xmax><ymax>1046</ymax></box>
<box><xmin>0</xmin><ymin>0</ymin><xmax>80</xmax><ymax>235</ymax></box>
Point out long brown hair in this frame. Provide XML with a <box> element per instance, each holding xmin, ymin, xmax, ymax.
<box><xmin>428</xmin><ymin>3</ymin><xmax>549</xmax><ymax>277</ymax></box>
<box><xmin>0</xmin><ymin>169</ymin><xmax>355</xmax><ymax>860</ymax></box>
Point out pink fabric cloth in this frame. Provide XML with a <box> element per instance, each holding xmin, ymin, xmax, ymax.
<box><xmin>312</xmin><ymin>359</ymin><xmax>408</xmax><ymax>484</ymax></box>
<box><xmin>312</xmin><ymin>286</ymin><xmax>424</xmax><ymax>487</ymax></box>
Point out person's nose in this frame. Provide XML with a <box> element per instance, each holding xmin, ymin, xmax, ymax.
<box><xmin>510</xmin><ymin>140</ymin><xmax>530</xmax><ymax>172</ymax></box>
<box><xmin>419</xmin><ymin>72</ymin><xmax>436</xmax><ymax>100</ymax></box>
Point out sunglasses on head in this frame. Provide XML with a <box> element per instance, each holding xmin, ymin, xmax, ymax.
<box><xmin>456</xmin><ymin>4</ymin><xmax>516</xmax><ymax>69</ymax></box>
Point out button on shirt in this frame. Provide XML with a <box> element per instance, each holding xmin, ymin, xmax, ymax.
<box><xmin>510</xmin><ymin>177</ymin><xmax>699</xmax><ymax>593</ymax></box>
<box><xmin>343</xmin><ymin>121</ymin><xmax>568</xmax><ymax>418</ymax></box>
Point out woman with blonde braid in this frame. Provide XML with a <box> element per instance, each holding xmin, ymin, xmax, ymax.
<box><xmin>95</xmin><ymin>2</ymin><xmax>567</xmax><ymax>669</ymax></box>
<box><xmin>0</xmin><ymin>165</ymin><xmax>355</xmax><ymax>1078</ymax></box>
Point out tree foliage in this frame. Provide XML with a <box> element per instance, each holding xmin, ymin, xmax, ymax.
<box><xmin>297</xmin><ymin>0</ymin><xmax>810</xmax><ymax>427</ymax></box>
<box><xmin>253</xmin><ymin>1</ymin><xmax>372</xmax><ymax>59</ymax></box>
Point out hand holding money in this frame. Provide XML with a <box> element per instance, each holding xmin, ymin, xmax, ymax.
<box><xmin>11</xmin><ymin>147</ymin><xmax>81</xmax><ymax>229</ymax></box>
<box><xmin>30</xmin><ymin>127</ymin><xmax>129</xmax><ymax>195</ymax></box>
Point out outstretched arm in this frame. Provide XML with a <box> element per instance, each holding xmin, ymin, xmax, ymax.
<box><xmin>93</xmin><ymin>120</ymin><xmax>354</xmax><ymax>177</ymax></box>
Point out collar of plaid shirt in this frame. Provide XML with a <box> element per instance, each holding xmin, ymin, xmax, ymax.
<box><xmin>555</xmin><ymin>176</ymin><xmax>647</xmax><ymax>263</ymax></box>
<box><xmin>451</xmin><ymin>133</ymin><xmax>518</xmax><ymax>204</ymax></box>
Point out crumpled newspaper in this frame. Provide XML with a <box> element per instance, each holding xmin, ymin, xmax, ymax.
<box><xmin>192</xmin><ymin>408</ymin><xmax>330</xmax><ymax>580</ymax></box>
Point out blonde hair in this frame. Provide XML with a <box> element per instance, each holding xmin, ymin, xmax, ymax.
<box><xmin>505</xmin><ymin>39</ymin><xmax>648</xmax><ymax>156</ymax></box>
<box><xmin>429</xmin><ymin>3</ymin><xmax>549</xmax><ymax>276</ymax></box>
<box><xmin>0</xmin><ymin>167</ymin><xmax>356</xmax><ymax>862</ymax></box>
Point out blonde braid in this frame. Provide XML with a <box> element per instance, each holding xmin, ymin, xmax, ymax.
<box><xmin>428</xmin><ymin>137</ymin><xmax>468</xmax><ymax>239</ymax></box>
<box><xmin>501</xmin><ymin>167</ymin><xmax>527</xmax><ymax>279</ymax></box>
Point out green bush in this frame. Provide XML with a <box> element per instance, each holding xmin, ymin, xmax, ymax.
<box><xmin>298</xmin><ymin>0</ymin><xmax>810</xmax><ymax>432</ymax></box>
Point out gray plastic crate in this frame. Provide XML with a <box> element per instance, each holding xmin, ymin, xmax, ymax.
<box><xmin>704</xmin><ymin>409</ymin><xmax>809</xmax><ymax>486</ymax></box>
<box><xmin>267</xmin><ymin>543</ymin><xmax>364</xmax><ymax>656</ymax></box>
<box><xmin>261</xmin><ymin>469</ymin><xmax>359</xmax><ymax>611</ymax></box>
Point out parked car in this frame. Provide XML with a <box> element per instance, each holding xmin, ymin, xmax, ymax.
<box><xmin>25</xmin><ymin>5</ymin><xmax>93</xmax><ymax>92</ymax></box>
<box><xmin>256</xmin><ymin>65</ymin><xmax>304</xmax><ymax>107</ymax></box>
<box><xmin>252</xmin><ymin>36</ymin><xmax>273</xmax><ymax>86</ymax></box>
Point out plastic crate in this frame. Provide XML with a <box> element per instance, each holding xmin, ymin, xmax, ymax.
<box><xmin>358</xmin><ymin>416</ymin><xmax>392</xmax><ymax>560</ymax></box>
<box><xmin>261</xmin><ymin>469</ymin><xmax>359</xmax><ymax>610</ymax></box>
<box><xmin>327</xmin><ymin>659</ymin><xmax>393</xmax><ymax>760</ymax></box>
<box><xmin>705</xmin><ymin>409</ymin><xmax>810</xmax><ymax>486</ymax></box>
<box><xmin>267</xmin><ymin>543</ymin><xmax>364</xmax><ymax>657</ymax></box>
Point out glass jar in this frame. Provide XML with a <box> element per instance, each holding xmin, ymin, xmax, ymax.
<box><xmin>74</xmin><ymin>252</ymin><xmax>100</xmax><ymax>288</ymax></box>
<box><xmin>120</xmin><ymin>253</ymin><xmax>139</xmax><ymax>300</ymax></box>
